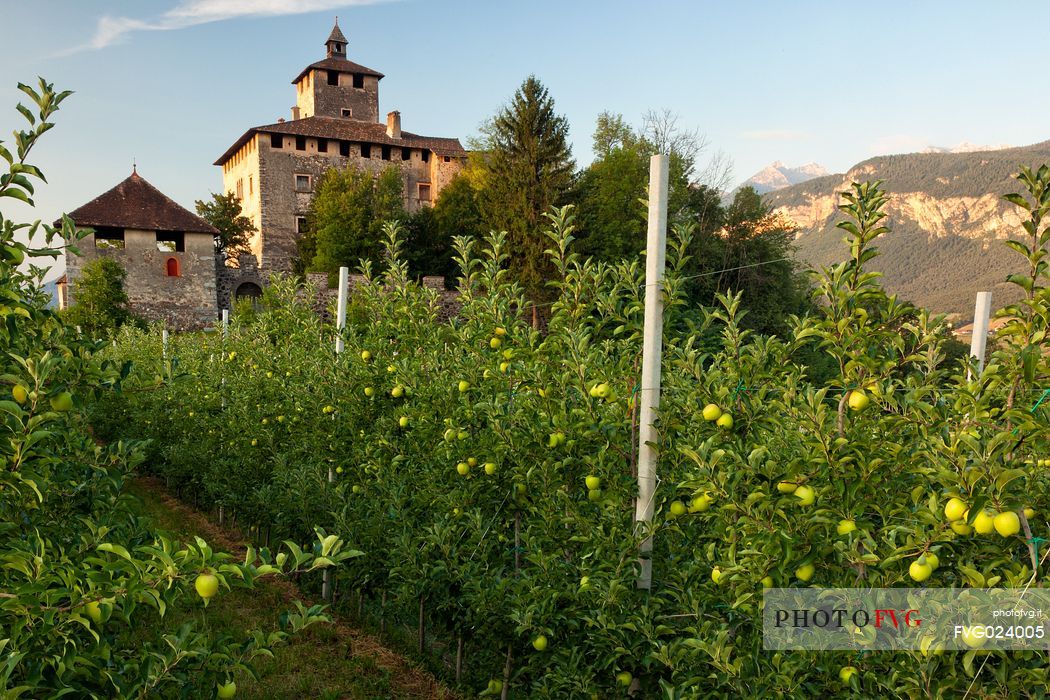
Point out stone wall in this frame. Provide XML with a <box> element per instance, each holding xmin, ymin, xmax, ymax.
<box><xmin>64</xmin><ymin>227</ymin><xmax>218</xmax><ymax>330</ymax></box>
<box><xmin>301</xmin><ymin>70</ymin><xmax>380</xmax><ymax>122</ymax></box>
<box><xmin>256</xmin><ymin>135</ymin><xmax>439</xmax><ymax>273</ymax></box>
<box><xmin>216</xmin><ymin>253</ymin><xmax>267</xmax><ymax>312</ymax></box>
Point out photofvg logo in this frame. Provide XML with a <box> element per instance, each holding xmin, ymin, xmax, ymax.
<box><xmin>763</xmin><ymin>589</ymin><xmax>1050</xmax><ymax>651</ymax></box>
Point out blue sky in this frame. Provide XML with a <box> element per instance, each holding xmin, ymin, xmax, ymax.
<box><xmin>3</xmin><ymin>0</ymin><xmax>1048</xmax><ymax>280</ymax></box>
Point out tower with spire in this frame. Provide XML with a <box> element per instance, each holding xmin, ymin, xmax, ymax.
<box><xmin>214</xmin><ymin>21</ymin><xmax>467</xmax><ymax>273</ymax></box>
<box><xmin>291</xmin><ymin>19</ymin><xmax>382</xmax><ymax>122</ymax></box>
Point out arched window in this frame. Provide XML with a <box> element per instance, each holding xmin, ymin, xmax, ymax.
<box><xmin>165</xmin><ymin>257</ymin><xmax>180</xmax><ymax>277</ymax></box>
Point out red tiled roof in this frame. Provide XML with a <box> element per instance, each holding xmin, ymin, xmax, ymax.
<box><xmin>214</xmin><ymin>116</ymin><xmax>467</xmax><ymax>166</ymax></box>
<box><xmin>292</xmin><ymin>57</ymin><xmax>384</xmax><ymax>84</ymax></box>
<box><xmin>61</xmin><ymin>171</ymin><xmax>218</xmax><ymax>234</ymax></box>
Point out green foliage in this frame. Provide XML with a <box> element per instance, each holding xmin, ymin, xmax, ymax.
<box><xmin>94</xmin><ymin>172</ymin><xmax>1050</xmax><ymax>698</ymax></box>
<box><xmin>399</xmin><ymin>176</ymin><xmax>485</xmax><ymax>284</ymax></box>
<box><xmin>302</xmin><ymin>164</ymin><xmax>405</xmax><ymax>277</ymax></box>
<box><xmin>474</xmin><ymin>76</ymin><xmax>574</xmax><ymax>301</ymax></box>
<box><xmin>195</xmin><ymin>191</ymin><xmax>255</xmax><ymax>264</ymax></box>
<box><xmin>0</xmin><ymin>79</ymin><xmax>353</xmax><ymax>697</ymax></box>
<box><xmin>63</xmin><ymin>256</ymin><xmax>142</xmax><ymax>336</ymax></box>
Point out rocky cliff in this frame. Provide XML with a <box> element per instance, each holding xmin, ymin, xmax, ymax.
<box><xmin>765</xmin><ymin>142</ymin><xmax>1050</xmax><ymax>320</ymax></box>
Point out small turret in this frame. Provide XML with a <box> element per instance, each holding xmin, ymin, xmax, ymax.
<box><xmin>326</xmin><ymin>18</ymin><xmax>348</xmax><ymax>58</ymax></box>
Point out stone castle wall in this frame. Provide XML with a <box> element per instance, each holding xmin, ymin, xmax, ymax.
<box><xmin>65</xmin><ymin>227</ymin><xmax>217</xmax><ymax>330</ymax></box>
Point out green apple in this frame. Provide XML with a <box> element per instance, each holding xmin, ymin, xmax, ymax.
<box><xmin>352</xmin><ymin>485</ymin><xmax>362</xmax><ymax>494</ymax></box>
<box><xmin>794</xmin><ymin>485</ymin><xmax>816</xmax><ymax>506</ymax></box>
<box><xmin>702</xmin><ymin>403</ymin><xmax>722</xmax><ymax>421</ymax></box>
<box><xmin>669</xmin><ymin>500</ymin><xmax>687</xmax><ymax>517</ymax></box>
<box><xmin>838</xmin><ymin>666</ymin><xmax>858</xmax><ymax>683</ymax></box>
<box><xmin>457</xmin><ymin>430</ymin><xmax>468</xmax><ymax>440</ymax></box>
<box><xmin>711</xmin><ymin>567</ymin><xmax>722</xmax><ymax>584</ymax></box>
<box><xmin>847</xmin><ymin>390</ymin><xmax>869</xmax><ymax>411</ymax></box>
<box><xmin>776</xmin><ymin>481</ymin><xmax>798</xmax><ymax>494</ymax></box>
<box><xmin>795</xmin><ymin>564</ymin><xmax>815</xmax><ymax>582</ymax></box>
<box><xmin>458</xmin><ymin>380</ymin><xmax>470</xmax><ymax>393</ymax></box>
<box><xmin>532</xmin><ymin>635</ymin><xmax>548</xmax><ymax>651</ymax></box>
<box><xmin>490</xmin><ymin>337</ymin><xmax>502</xmax><ymax>349</ymax></box>
<box><xmin>499</xmin><ymin>361</ymin><xmax>511</xmax><ymax>373</ymax></box>
<box><xmin>960</xmin><ymin>625</ymin><xmax>986</xmax><ymax>648</ymax></box>
<box><xmin>322</xmin><ymin>405</ymin><xmax>335</xmax><ymax>414</ymax></box>
<box><xmin>950</xmin><ymin>520</ymin><xmax>973</xmax><ymax>535</ymax></box>
<box><xmin>689</xmin><ymin>494</ymin><xmax>713</xmax><ymax>512</ymax></box>
<box><xmin>399</xmin><ymin>416</ymin><xmax>410</xmax><ymax>428</ymax></box>
<box><xmin>615</xmin><ymin>671</ymin><xmax>632</xmax><ymax>687</ymax></box>
<box><xmin>972</xmin><ymin>510</ymin><xmax>995</xmax><ymax>535</ymax></box>
<box><xmin>467</xmin><ymin>457</ymin><xmax>477</xmax><ymax>467</ymax></box>
<box><xmin>456</xmin><ymin>462</ymin><xmax>470</xmax><ymax>476</ymax></box>
<box><xmin>85</xmin><ymin>600</ymin><xmax>103</xmax><ymax>624</ymax></box>
<box><xmin>761</xmin><ymin>576</ymin><xmax>774</xmax><ymax>588</ymax></box>
<box><xmin>194</xmin><ymin>573</ymin><xmax>219</xmax><ymax>600</ymax></box>
<box><xmin>443</xmin><ymin>428</ymin><xmax>456</xmax><ymax>442</ymax></box>
<box><xmin>391</xmin><ymin>385</ymin><xmax>405</xmax><ymax>398</ymax></box>
<box><xmin>50</xmin><ymin>392</ymin><xmax>73</xmax><ymax>412</ymax></box>
<box><xmin>585</xmin><ymin>475</ymin><xmax>601</xmax><ymax>490</ymax></box>
<box><xmin>11</xmin><ymin>385</ymin><xmax>27</xmax><ymax>404</ymax></box>
<box><xmin>836</xmin><ymin>519</ymin><xmax>857</xmax><ymax>535</ymax></box>
<box><xmin>486</xmin><ymin>679</ymin><xmax>503</xmax><ymax>695</ymax></box>
<box><xmin>484</xmin><ymin>462</ymin><xmax>497</xmax><ymax>475</ymax></box>
<box><xmin>908</xmin><ymin>558</ymin><xmax>933</xmax><ymax>582</ymax></box>
<box><xmin>335</xmin><ymin>466</ymin><xmax>343</xmax><ymax>474</ymax></box>
<box><xmin>993</xmin><ymin>511</ymin><xmax>1021</xmax><ymax>537</ymax></box>
<box><xmin>944</xmin><ymin>497</ymin><xmax>968</xmax><ymax>521</ymax></box>
<box><xmin>925</xmin><ymin>552</ymin><xmax>939</xmax><ymax>569</ymax></box>
<box><xmin>587</xmin><ymin>489</ymin><xmax>601</xmax><ymax>502</ymax></box>
<box><xmin>360</xmin><ymin>350</ymin><xmax>372</xmax><ymax>362</ymax></box>
<box><xmin>716</xmin><ymin>413</ymin><xmax>734</xmax><ymax>430</ymax></box>
<box><xmin>1024</xmin><ymin>507</ymin><xmax>1036</xmax><ymax>519</ymax></box>
<box><xmin>494</xmin><ymin>327</ymin><xmax>507</xmax><ymax>337</ymax></box>
<box><xmin>217</xmin><ymin>680</ymin><xmax>237</xmax><ymax>699</ymax></box>
<box><xmin>364</xmin><ymin>387</ymin><xmax>375</xmax><ymax>397</ymax></box>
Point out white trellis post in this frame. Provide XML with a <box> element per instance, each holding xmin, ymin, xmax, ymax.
<box><xmin>221</xmin><ymin>309</ymin><xmax>229</xmax><ymax>409</ymax></box>
<box><xmin>635</xmin><ymin>154</ymin><xmax>669</xmax><ymax>591</ymax></box>
<box><xmin>222</xmin><ymin>308</ymin><xmax>229</xmax><ymax>338</ymax></box>
<box><xmin>161</xmin><ymin>329</ymin><xmax>169</xmax><ymax>360</ymax></box>
<box><xmin>322</xmin><ymin>266</ymin><xmax>349</xmax><ymax>603</ymax></box>
<box><xmin>968</xmin><ymin>291</ymin><xmax>992</xmax><ymax>380</ymax></box>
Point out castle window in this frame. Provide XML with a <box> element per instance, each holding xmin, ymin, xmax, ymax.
<box><xmin>418</xmin><ymin>183</ymin><xmax>431</xmax><ymax>203</ymax></box>
<box><xmin>421</xmin><ymin>150</ymin><xmax>430</xmax><ymax>163</ymax></box>
<box><xmin>341</xmin><ymin>108</ymin><xmax>352</xmax><ymax>118</ymax></box>
<box><xmin>401</xmin><ymin>148</ymin><xmax>412</xmax><ymax>161</ymax></box>
<box><xmin>381</xmin><ymin>145</ymin><xmax>391</xmax><ymax>161</ymax></box>
<box><xmin>295</xmin><ymin>136</ymin><xmax>306</xmax><ymax>151</ymax></box>
<box><xmin>443</xmin><ymin>156</ymin><xmax>451</xmax><ymax>163</ymax></box>
<box><xmin>294</xmin><ymin>174</ymin><xmax>312</xmax><ymax>192</ymax></box>
<box><xmin>352</xmin><ymin>73</ymin><xmax>364</xmax><ymax>89</ymax></box>
<box><xmin>156</xmin><ymin>232</ymin><xmax>185</xmax><ymax>253</ymax></box>
<box><xmin>317</xmin><ymin>138</ymin><xmax>328</xmax><ymax>153</ymax></box>
<box><xmin>327</xmin><ymin>70</ymin><xmax>339</xmax><ymax>86</ymax></box>
<box><xmin>296</xmin><ymin>216</ymin><xmax>309</xmax><ymax>234</ymax></box>
<box><xmin>361</xmin><ymin>144</ymin><xmax>372</xmax><ymax>158</ymax></box>
<box><xmin>236</xmin><ymin>179</ymin><xmax>243</xmax><ymax>200</ymax></box>
<box><xmin>339</xmin><ymin>141</ymin><xmax>351</xmax><ymax>157</ymax></box>
<box><xmin>93</xmin><ymin>226</ymin><xmax>125</xmax><ymax>250</ymax></box>
<box><xmin>270</xmin><ymin>133</ymin><xmax>282</xmax><ymax>148</ymax></box>
<box><xmin>165</xmin><ymin>257</ymin><xmax>180</xmax><ymax>277</ymax></box>
<box><xmin>249</xmin><ymin>175</ymin><xmax>253</xmax><ymax>196</ymax></box>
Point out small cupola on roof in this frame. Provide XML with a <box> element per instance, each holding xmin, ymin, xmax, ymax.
<box><xmin>326</xmin><ymin>19</ymin><xmax>348</xmax><ymax>58</ymax></box>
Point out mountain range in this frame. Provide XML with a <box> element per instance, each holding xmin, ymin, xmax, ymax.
<box><xmin>739</xmin><ymin>161</ymin><xmax>829</xmax><ymax>194</ymax></box>
<box><xmin>763</xmin><ymin>141</ymin><xmax>1050</xmax><ymax>321</ymax></box>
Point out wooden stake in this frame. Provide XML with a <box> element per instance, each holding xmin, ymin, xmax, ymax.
<box><xmin>635</xmin><ymin>154</ymin><xmax>669</xmax><ymax>591</ymax></box>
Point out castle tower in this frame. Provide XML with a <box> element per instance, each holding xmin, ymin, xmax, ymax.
<box><xmin>293</xmin><ymin>20</ymin><xmax>382</xmax><ymax>122</ymax></box>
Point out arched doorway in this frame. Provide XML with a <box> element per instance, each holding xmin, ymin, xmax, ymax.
<box><xmin>234</xmin><ymin>282</ymin><xmax>262</xmax><ymax>300</ymax></box>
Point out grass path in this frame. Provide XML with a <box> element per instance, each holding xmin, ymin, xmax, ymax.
<box><xmin>127</xmin><ymin>476</ymin><xmax>454</xmax><ymax>700</ymax></box>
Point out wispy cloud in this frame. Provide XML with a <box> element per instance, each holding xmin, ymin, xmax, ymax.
<box><xmin>740</xmin><ymin>129</ymin><xmax>806</xmax><ymax>141</ymax></box>
<box><xmin>62</xmin><ymin>0</ymin><xmax>393</xmax><ymax>55</ymax></box>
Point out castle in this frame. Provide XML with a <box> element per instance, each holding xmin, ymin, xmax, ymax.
<box><xmin>215</xmin><ymin>20</ymin><xmax>467</xmax><ymax>273</ymax></box>
<box><xmin>58</xmin><ymin>21</ymin><xmax>467</xmax><ymax>328</ymax></box>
